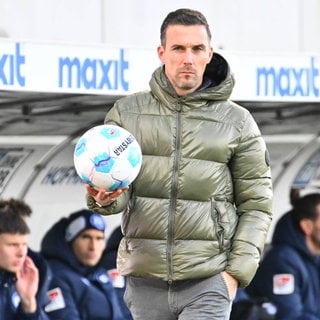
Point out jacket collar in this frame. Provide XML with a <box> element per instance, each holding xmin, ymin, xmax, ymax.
<box><xmin>149</xmin><ymin>52</ymin><xmax>235</xmax><ymax>110</ymax></box>
<box><xmin>0</xmin><ymin>269</ymin><xmax>16</xmax><ymax>285</ymax></box>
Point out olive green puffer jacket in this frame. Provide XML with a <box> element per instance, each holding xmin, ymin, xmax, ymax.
<box><xmin>87</xmin><ymin>53</ymin><xmax>273</xmax><ymax>288</ymax></box>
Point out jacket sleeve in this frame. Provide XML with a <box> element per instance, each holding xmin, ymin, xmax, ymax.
<box><xmin>87</xmin><ymin>188</ymin><xmax>131</xmax><ymax>216</ymax></box>
<box><xmin>226</xmin><ymin>112</ymin><xmax>273</xmax><ymax>287</ymax></box>
<box><xmin>15</xmin><ymin>305</ymin><xmax>51</xmax><ymax>320</ymax></box>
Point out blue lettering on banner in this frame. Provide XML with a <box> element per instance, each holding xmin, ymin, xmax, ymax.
<box><xmin>0</xmin><ymin>43</ymin><xmax>25</xmax><ymax>87</ymax></box>
<box><xmin>256</xmin><ymin>57</ymin><xmax>320</xmax><ymax>98</ymax></box>
<box><xmin>41</xmin><ymin>166</ymin><xmax>82</xmax><ymax>185</ymax></box>
<box><xmin>58</xmin><ymin>48</ymin><xmax>129</xmax><ymax>91</ymax></box>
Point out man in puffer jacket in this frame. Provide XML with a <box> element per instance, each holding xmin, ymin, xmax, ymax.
<box><xmin>41</xmin><ymin>209</ymin><xmax>124</xmax><ymax>320</ymax></box>
<box><xmin>86</xmin><ymin>8</ymin><xmax>273</xmax><ymax>320</ymax></box>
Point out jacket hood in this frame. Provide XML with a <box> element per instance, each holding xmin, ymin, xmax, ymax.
<box><xmin>272</xmin><ymin>212</ymin><xmax>315</xmax><ymax>262</ymax></box>
<box><xmin>150</xmin><ymin>52</ymin><xmax>235</xmax><ymax>109</ymax></box>
<box><xmin>28</xmin><ymin>248</ymin><xmax>52</xmax><ymax>305</ymax></box>
<box><xmin>105</xmin><ymin>226</ymin><xmax>123</xmax><ymax>252</ymax></box>
<box><xmin>100</xmin><ymin>226</ymin><xmax>123</xmax><ymax>270</ymax></box>
<box><xmin>203</xmin><ymin>52</ymin><xmax>230</xmax><ymax>87</ymax></box>
<box><xmin>41</xmin><ymin>215</ymin><xmax>98</xmax><ymax>275</ymax></box>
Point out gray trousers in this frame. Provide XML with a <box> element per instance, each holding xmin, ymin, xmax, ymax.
<box><xmin>124</xmin><ymin>273</ymin><xmax>233</xmax><ymax>320</ymax></box>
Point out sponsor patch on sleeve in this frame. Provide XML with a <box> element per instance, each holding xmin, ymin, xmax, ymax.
<box><xmin>45</xmin><ymin>287</ymin><xmax>66</xmax><ymax>312</ymax></box>
<box><xmin>273</xmin><ymin>274</ymin><xmax>294</xmax><ymax>295</ymax></box>
<box><xmin>108</xmin><ymin>268</ymin><xmax>125</xmax><ymax>288</ymax></box>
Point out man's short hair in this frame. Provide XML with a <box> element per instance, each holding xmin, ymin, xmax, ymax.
<box><xmin>160</xmin><ymin>8</ymin><xmax>212</xmax><ymax>46</ymax></box>
<box><xmin>0</xmin><ymin>198</ymin><xmax>31</xmax><ymax>234</ymax></box>
<box><xmin>291</xmin><ymin>193</ymin><xmax>320</xmax><ymax>227</ymax></box>
<box><xmin>0</xmin><ymin>198</ymin><xmax>32</xmax><ymax>217</ymax></box>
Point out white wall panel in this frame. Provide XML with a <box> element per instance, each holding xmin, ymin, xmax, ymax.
<box><xmin>0</xmin><ymin>0</ymin><xmax>319</xmax><ymax>52</ymax></box>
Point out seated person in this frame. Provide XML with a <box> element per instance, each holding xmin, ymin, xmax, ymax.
<box><xmin>230</xmin><ymin>288</ymin><xmax>276</xmax><ymax>320</ymax></box>
<box><xmin>0</xmin><ymin>198</ymin><xmax>51</xmax><ymax>320</ymax></box>
<box><xmin>0</xmin><ymin>198</ymin><xmax>52</xmax><ymax>309</ymax></box>
<box><xmin>41</xmin><ymin>209</ymin><xmax>124</xmax><ymax>320</ymax></box>
<box><xmin>246</xmin><ymin>193</ymin><xmax>320</xmax><ymax>319</ymax></box>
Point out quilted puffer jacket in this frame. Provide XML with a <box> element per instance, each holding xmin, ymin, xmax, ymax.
<box><xmin>87</xmin><ymin>53</ymin><xmax>273</xmax><ymax>288</ymax></box>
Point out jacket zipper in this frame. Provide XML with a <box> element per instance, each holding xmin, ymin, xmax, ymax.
<box><xmin>167</xmin><ymin>104</ymin><xmax>182</xmax><ymax>282</ymax></box>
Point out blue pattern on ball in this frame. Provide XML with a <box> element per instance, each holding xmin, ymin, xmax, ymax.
<box><xmin>94</xmin><ymin>153</ymin><xmax>115</xmax><ymax>173</ymax></box>
<box><xmin>128</xmin><ymin>146</ymin><xmax>142</xmax><ymax>168</ymax></box>
<box><xmin>75</xmin><ymin>137</ymin><xmax>87</xmax><ymax>157</ymax></box>
<box><xmin>100</xmin><ymin>126</ymin><xmax>121</xmax><ymax>139</ymax></box>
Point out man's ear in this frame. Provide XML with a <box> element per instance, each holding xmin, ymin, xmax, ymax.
<box><xmin>300</xmin><ymin>219</ymin><xmax>313</xmax><ymax>236</ymax></box>
<box><xmin>157</xmin><ymin>45</ymin><xmax>165</xmax><ymax>63</ymax></box>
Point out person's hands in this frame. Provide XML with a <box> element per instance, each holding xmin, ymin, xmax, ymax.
<box><xmin>221</xmin><ymin>271</ymin><xmax>238</xmax><ymax>300</ymax></box>
<box><xmin>85</xmin><ymin>184</ymin><xmax>129</xmax><ymax>207</ymax></box>
<box><xmin>16</xmin><ymin>256</ymin><xmax>39</xmax><ymax>313</ymax></box>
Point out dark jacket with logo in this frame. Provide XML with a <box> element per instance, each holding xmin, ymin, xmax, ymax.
<box><xmin>0</xmin><ymin>249</ymin><xmax>51</xmax><ymax>320</ymax></box>
<box><xmin>246</xmin><ymin>212</ymin><xmax>320</xmax><ymax>320</ymax></box>
<box><xmin>41</xmin><ymin>216</ymin><xmax>124</xmax><ymax>320</ymax></box>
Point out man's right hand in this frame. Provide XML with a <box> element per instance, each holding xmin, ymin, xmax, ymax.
<box><xmin>85</xmin><ymin>184</ymin><xmax>128</xmax><ymax>207</ymax></box>
<box><xmin>16</xmin><ymin>256</ymin><xmax>39</xmax><ymax>313</ymax></box>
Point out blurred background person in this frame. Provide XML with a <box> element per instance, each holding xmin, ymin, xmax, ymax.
<box><xmin>230</xmin><ymin>297</ymin><xmax>276</xmax><ymax>320</ymax></box>
<box><xmin>246</xmin><ymin>193</ymin><xmax>320</xmax><ymax>319</ymax></box>
<box><xmin>0</xmin><ymin>198</ymin><xmax>53</xmax><ymax>309</ymax></box>
<box><xmin>41</xmin><ymin>209</ymin><xmax>124</xmax><ymax>320</ymax></box>
<box><xmin>0</xmin><ymin>198</ymin><xmax>51</xmax><ymax>320</ymax></box>
<box><xmin>101</xmin><ymin>225</ymin><xmax>133</xmax><ymax>320</ymax></box>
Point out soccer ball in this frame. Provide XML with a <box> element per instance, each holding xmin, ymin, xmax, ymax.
<box><xmin>74</xmin><ymin>124</ymin><xmax>142</xmax><ymax>191</ymax></box>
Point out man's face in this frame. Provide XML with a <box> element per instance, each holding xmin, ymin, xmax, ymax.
<box><xmin>71</xmin><ymin>229</ymin><xmax>105</xmax><ymax>267</ymax></box>
<box><xmin>0</xmin><ymin>233</ymin><xmax>28</xmax><ymax>273</ymax></box>
<box><xmin>309</xmin><ymin>204</ymin><xmax>320</xmax><ymax>253</ymax></box>
<box><xmin>157</xmin><ymin>24</ymin><xmax>213</xmax><ymax>96</ymax></box>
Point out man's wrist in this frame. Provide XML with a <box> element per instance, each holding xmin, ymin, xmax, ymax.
<box><xmin>87</xmin><ymin>194</ymin><xmax>119</xmax><ymax>215</ymax></box>
<box><xmin>21</xmin><ymin>297</ymin><xmax>37</xmax><ymax>313</ymax></box>
<box><xmin>95</xmin><ymin>199</ymin><xmax>116</xmax><ymax>207</ymax></box>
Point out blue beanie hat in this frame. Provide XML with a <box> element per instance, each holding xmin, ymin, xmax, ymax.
<box><xmin>65</xmin><ymin>209</ymin><xmax>106</xmax><ymax>242</ymax></box>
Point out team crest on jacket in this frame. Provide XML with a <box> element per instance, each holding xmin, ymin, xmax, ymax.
<box><xmin>45</xmin><ymin>287</ymin><xmax>66</xmax><ymax>312</ymax></box>
<box><xmin>108</xmin><ymin>268</ymin><xmax>125</xmax><ymax>288</ymax></box>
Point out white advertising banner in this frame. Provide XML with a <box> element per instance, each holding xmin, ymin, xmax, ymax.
<box><xmin>1</xmin><ymin>39</ymin><xmax>320</xmax><ymax>102</ymax></box>
<box><xmin>225</xmin><ymin>52</ymin><xmax>320</xmax><ymax>102</ymax></box>
<box><xmin>0</xmin><ymin>40</ymin><xmax>159</xmax><ymax>95</ymax></box>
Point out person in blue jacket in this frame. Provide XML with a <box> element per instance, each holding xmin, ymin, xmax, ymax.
<box><xmin>246</xmin><ymin>193</ymin><xmax>320</xmax><ymax>320</ymax></box>
<box><xmin>100</xmin><ymin>226</ymin><xmax>133</xmax><ymax>320</ymax></box>
<box><xmin>0</xmin><ymin>198</ymin><xmax>51</xmax><ymax>320</ymax></box>
<box><xmin>41</xmin><ymin>209</ymin><xmax>124</xmax><ymax>320</ymax></box>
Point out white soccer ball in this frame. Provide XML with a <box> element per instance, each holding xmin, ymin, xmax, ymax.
<box><xmin>74</xmin><ymin>124</ymin><xmax>142</xmax><ymax>191</ymax></box>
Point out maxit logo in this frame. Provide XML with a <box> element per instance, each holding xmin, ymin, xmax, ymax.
<box><xmin>0</xmin><ymin>43</ymin><xmax>25</xmax><ymax>87</ymax></box>
<box><xmin>58</xmin><ymin>48</ymin><xmax>129</xmax><ymax>91</ymax></box>
<box><xmin>256</xmin><ymin>57</ymin><xmax>320</xmax><ymax>98</ymax></box>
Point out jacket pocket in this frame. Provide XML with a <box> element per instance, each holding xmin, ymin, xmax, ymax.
<box><xmin>211</xmin><ymin>200</ymin><xmax>224</xmax><ymax>251</ymax></box>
